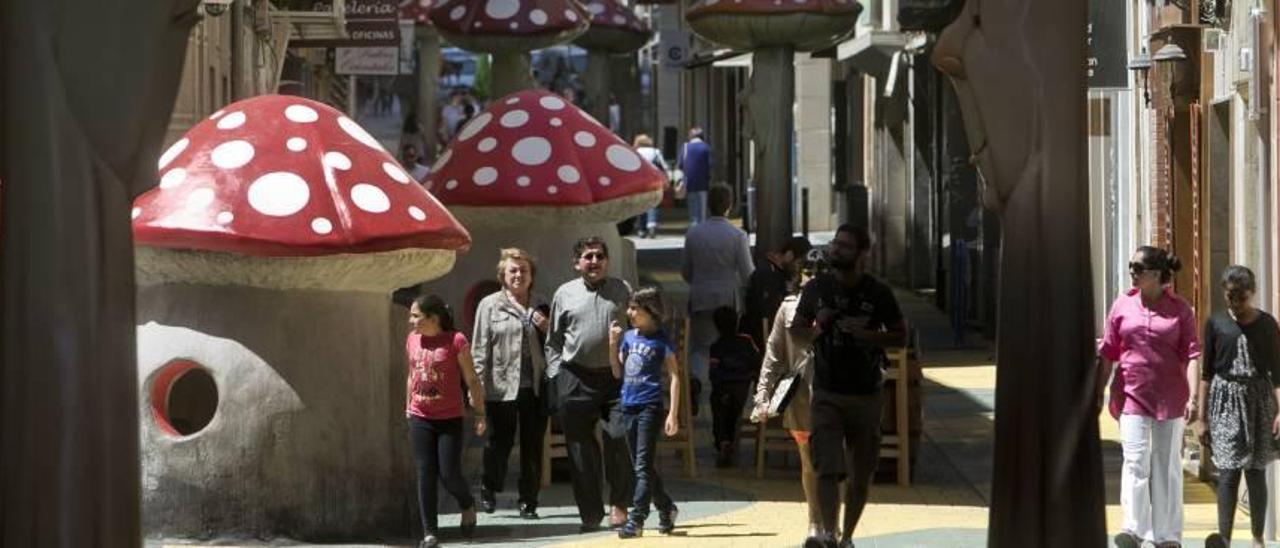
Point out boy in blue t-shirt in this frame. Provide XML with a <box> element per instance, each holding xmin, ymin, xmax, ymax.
<box><xmin>608</xmin><ymin>287</ymin><xmax>681</xmax><ymax>538</ymax></box>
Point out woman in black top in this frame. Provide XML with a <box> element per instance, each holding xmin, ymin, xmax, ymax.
<box><xmin>1195</xmin><ymin>265</ymin><xmax>1280</xmax><ymax>548</ymax></box>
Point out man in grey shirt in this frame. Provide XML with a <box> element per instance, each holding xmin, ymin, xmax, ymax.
<box><xmin>682</xmin><ymin>183</ymin><xmax>754</xmax><ymax>416</ymax></box>
<box><xmin>545</xmin><ymin>236</ymin><xmax>634</xmax><ymax>531</ymax></box>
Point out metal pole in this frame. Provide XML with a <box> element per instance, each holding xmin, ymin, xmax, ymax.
<box><xmin>801</xmin><ymin>186</ymin><xmax>809</xmax><ymax>238</ymax></box>
<box><xmin>229</xmin><ymin>0</ymin><xmax>244</xmax><ymax>101</ymax></box>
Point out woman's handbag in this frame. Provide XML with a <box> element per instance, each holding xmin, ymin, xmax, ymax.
<box><xmin>767</xmin><ymin>349</ymin><xmax>812</xmax><ymax>417</ymax></box>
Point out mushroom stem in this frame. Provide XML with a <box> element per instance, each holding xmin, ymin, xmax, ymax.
<box><xmin>747</xmin><ymin>44</ymin><xmax>795</xmax><ymax>262</ymax></box>
<box><xmin>491</xmin><ymin>52</ymin><xmax>538</xmax><ymax>98</ymax></box>
<box><xmin>416</xmin><ymin>26</ymin><xmax>442</xmax><ymax>158</ymax></box>
<box><xmin>585</xmin><ymin>49</ymin><xmax>612</xmax><ymax>125</ymax></box>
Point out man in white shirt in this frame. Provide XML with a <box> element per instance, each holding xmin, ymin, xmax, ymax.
<box><xmin>681</xmin><ymin>183</ymin><xmax>754</xmax><ymax>416</ymax></box>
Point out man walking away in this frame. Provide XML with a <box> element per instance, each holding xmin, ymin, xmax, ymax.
<box><xmin>678</xmin><ymin>127</ymin><xmax>712</xmax><ymax>226</ymax></box>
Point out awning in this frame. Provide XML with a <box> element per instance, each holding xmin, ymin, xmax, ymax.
<box><xmin>836</xmin><ymin>29</ymin><xmax>907</xmax><ymax>77</ymax></box>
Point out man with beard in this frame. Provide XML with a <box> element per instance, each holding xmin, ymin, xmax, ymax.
<box><xmin>545</xmin><ymin>237</ymin><xmax>635</xmax><ymax>531</ymax></box>
<box><xmin>791</xmin><ymin>225</ymin><xmax>906</xmax><ymax>548</ymax></box>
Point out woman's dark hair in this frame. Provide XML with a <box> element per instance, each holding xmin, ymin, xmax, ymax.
<box><xmin>1221</xmin><ymin>265</ymin><xmax>1257</xmax><ymax>293</ymax></box>
<box><xmin>630</xmin><ymin>286</ymin><xmax>666</xmax><ymax>324</ymax></box>
<box><xmin>413</xmin><ymin>294</ymin><xmax>456</xmax><ymax>332</ymax></box>
<box><xmin>1135</xmin><ymin>246</ymin><xmax>1182</xmax><ymax>284</ymax></box>
<box><xmin>712</xmin><ymin>306</ymin><xmax>739</xmax><ymax>338</ymax></box>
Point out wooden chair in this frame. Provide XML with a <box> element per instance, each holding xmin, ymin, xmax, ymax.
<box><xmin>880</xmin><ymin>345</ymin><xmax>912</xmax><ymax>487</ymax></box>
<box><xmin>656</xmin><ymin>316</ymin><xmax>697</xmax><ymax>477</ymax></box>
<box><xmin>751</xmin><ymin>317</ymin><xmax>801</xmax><ymax>477</ymax></box>
<box><xmin>541</xmin><ymin>418</ymin><xmax>566</xmax><ymax>487</ymax></box>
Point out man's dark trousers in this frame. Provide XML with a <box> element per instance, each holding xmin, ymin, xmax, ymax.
<box><xmin>557</xmin><ymin>364</ymin><xmax>634</xmax><ymax>524</ymax></box>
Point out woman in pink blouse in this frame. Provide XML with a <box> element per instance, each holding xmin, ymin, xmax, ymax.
<box><xmin>1098</xmin><ymin>247</ymin><xmax>1201</xmax><ymax>548</ymax></box>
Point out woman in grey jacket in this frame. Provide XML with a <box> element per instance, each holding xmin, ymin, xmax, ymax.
<box><xmin>473</xmin><ymin>248</ymin><xmax>550</xmax><ymax>519</ymax></box>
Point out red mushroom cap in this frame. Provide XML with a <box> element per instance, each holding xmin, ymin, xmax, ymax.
<box><xmin>428</xmin><ymin>89</ymin><xmax>664</xmax><ymax>225</ymax></box>
<box><xmin>401</xmin><ymin>0</ymin><xmax>434</xmax><ymax>25</ymax></box>
<box><xmin>574</xmin><ymin>0</ymin><xmax>652</xmax><ymax>53</ymax></box>
<box><xmin>429</xmin><ymin>0</ymin><xmax>588</xmax><ymax>52</ymax></box>
<box><xmin>133</xmin><ymin>95</ymin><xmax>471</xmax><ymax>291</ymax></box>
<box><xmin>685</xmin><ymin>0</ymin><xmax>860</xmax><ymax>52</ymax></box>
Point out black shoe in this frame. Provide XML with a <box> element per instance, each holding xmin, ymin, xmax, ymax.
<box><xmin>1113</xmin><ymin>532</ymin><xmax>1140</xmax><ymax>548</ymax></box>
<box><xmin>1204</xmin><ymin>533</ymin><xmax>1228</xmax><ymax>548</ymax></box>
<box><xmin>715</xmin><ymin>443</ymin><xmax>733</xmax><ymax>468</ymax></box>
<box><xmin>804</xmin><ymin>534</ymin><xmax>835</xmax><ymax>548</ymax></box>
<box><xmin>519</xmin><ymin>503</ymin><xmax>539</xmax><ymax>520</ymax></box>
<box><xmin>838</xmin><ymin>539</ymin><xmax>854</xmax><ymax>548</ymax></box>
<box><xmin>479</xmin><ymin>487</ymin><xmax>496</xmax><ymax>514</ymax></box>
<box><xmin>658</xmin><ymin>506</ymin><xmax>678</xmax><ymax>534</ymax></box>
<box><xmin>617</xmin><ymin>521</ymin><xmax>643</xmax><ymax>539</ymax></box>
<box><xmin>580</xmin><ymin>519</ymin><xmax>603</xmax><ymax>533</ymax></box>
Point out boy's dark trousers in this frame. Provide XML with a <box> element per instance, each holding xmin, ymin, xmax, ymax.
<box><xmin>710</xmin><ymin>379</ymin><xmax>753</xmax><ymax>449</ymax></box>
<box><xmin>624</xmin><ymin>402</ymin><xmax>675</xmax><ymax>524</ymax></box>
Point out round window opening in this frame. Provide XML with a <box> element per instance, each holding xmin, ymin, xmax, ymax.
<box><xmin>150</xmin><ymin>360</ymin><xmax>218</xmax><ymax>437</ymax></box>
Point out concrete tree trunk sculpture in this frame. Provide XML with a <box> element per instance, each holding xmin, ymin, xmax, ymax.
<box><xmin>576</xmin><ymin>0</ymin><xmax>652</xmax><ymax>125</ymax></box>
<box><xmin>685</xmin><ymin>0</ymin><xmax>860</xmax><ymax>258</ymax></box>
<box><xmin>932</xmin><ymin>0</ymin><xmax>1105</xmax><ymax>545</ymax></box>
<box><xmin>0</xmin><ymin>2</ymin><xmax>201</xmax><ymax>545</ymax></box>
<box><xmin>429</xmin><ymin>0</ymin><xmax>589</xmax><ymax>99</ymax></box>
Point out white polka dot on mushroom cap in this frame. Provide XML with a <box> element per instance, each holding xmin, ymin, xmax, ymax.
<box><xmin>599</xmin><ymin>176</ymin><xmax>611</xmax><ymax>185</ymax></box>
<box><xmin>550</xmin><ymin>118</ymin><xmax>563</xmax><ymax>127</ymax></box>
<box><xmin>565</xmin><ymin>9</ymin><xmax>578</xmax><ymax>21</ymax></box>
<box><xmin>158</xmin><ymin>137</ymin><xmax>189</xmax><ymax>169</ymax></box>
<box><xmin>574</xmin><ymin>131</ymin><xmax>596</xmax><ymax>147</ymax></box>
<box><xmin>548</xmin><ymin>186</ymin><xmax>559</xmax><ymax>194</ymax></box>
<box><xmin>434</xmin><ymin>149</ymin><xmax>453</xmax><ymax>170</ymax></box>
<box><xmin>558</xmin><ymin>165</ymin><xmax>580</xmax><ymax>183</ymax></box>
<box><xmin>474</xmin><ymin>21</ymin><xmax>482</xmax><ymax>27</ymax></box>
<box><xmin>612</xmin><ymin>14</ymin><xmax>627</xmax><ymax>25</ymax></box>
<box><xmin>530</xmin><ymin>9</ymin><xmax>547</xmax><ymax>24</ymax></box>
<box><xmin>211</xmin><ymin>140</ymin><xmax>255</xmax><ymax>169</ymax></box>
<box><xmin>248</xmin><ymin>171</ymin><xmax>311</xmax><ymax>217</ymax></box>
<box><xmin>131</xmin><ymin>207</ymin><xmax>141</xmax><ymax>220</ymax></box>
<box><xmin>450</xmin><ymin>5</ymin><xmax>466</xmax><ymax>19</ymax></box>
<box><xmin>517</xmin><ymin>176</ymin><xmax>531</xmax><ymax>186</ymax></box>
<box><xmin>409</xmin><ymin>206</ymin><xmax>427</xmax><ymax>221</ymax></box>
<box><xmin>210</xmin><ymin>110</ymin><xmax>226</xmax><ymax>120</ymax></box>
<box><xmin>216</xmin><ymin>211</ymin><xmax>234</xmax><ymax>225</ymax></box>
<box><xmin>187</xmin><ymin>188</ymin><xmax>216</xmax><ymax>210</ymax></box>
<box><xmin>457</xmin><ymin>112</ymin><xmax>491</xmax><ymax>141</ymax></box>
<box><xmin>587</xmin><ymin>2</ymin><xmax>605</xmax><ymax>14</ymax></box>
<box><xmin>485</xmin><ymin>0</ymin><xmax>519</xmax><ymax>18</ymax></box>
<box><xmin>512</xmin><ymin>137</ymin><xmax>552</xmax><ymax>166</ymax></box>
<box><xmin>216</xmin><ymin>111</ymin><xmax>246</xmax><ymax>130</ymax></box>
<box><xmin>445</xmin><ymin>179</ymin><xmax>459</xmax><ymax>190</ymax></box>
<box><xmin>606</xmin><ymin>144</ymin><xmax>642</xmax><ymax>172</ymax></box>
<box><xmin>287</xmin><ymin>137</ymin><xmax>308</xmax><ymax>151</ymax></box>
<box><xmin>474</xmin><ymin>167</ymin><xmax>498</xmax><ymax>186</ymax></box>
<box><xmin>323</xmin><ymin>151</ymin><xmax>352</xmax><ymax>171</ymax></box>
<box><xmin>506</xmin><ymin>97</ymin><xmax>520</xmax><ymax>105</ymax></box>
<box><xmin>500</xmin><ymin>110</ymin><xmax>530</xmax><ymax>128</ymax></box>
<box><xmin>540</xmin><ymin>95</ymin><xmax>566</xmax><ymax>110</ymax></box>
<box><xmin>478</xmin><ymin>137</ymin><xmax>498</xmax><ymax>152</ymax></box>
<box><xmin>338</xmin><ymin>116</ymin><xmax>386</xmax><ymax>152</ymax></box>
<box><xmin>285</xmin><ymin>104</ymin><xmax>319</xmax><ymax>123</ymax></box>
<box><xmin>160</xmin><ymin>168</ymin><xmax>187</xmax><ymax>189</ymax></box>
<box><xmin>311</xmin><ymin>217</ymin><xmax>333</xmax><ymax>235</ymax></box>
<box><xmin>351</xmin><ymin>183</ymin><xmax>391</xmax><ymax>213</ymax></box>
<box><xmin>383</xmin><ymin>162</ymin><xmax>412</xmax><ymax>184</ymax></box>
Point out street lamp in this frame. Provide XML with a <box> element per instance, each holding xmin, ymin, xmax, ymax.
<box><xmin>1128</xmin><ymin>46</ymin><xmax>1152</xmax><ymax>107</ymax></box>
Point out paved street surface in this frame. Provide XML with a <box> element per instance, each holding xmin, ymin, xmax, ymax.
<box><xmin>154</xmin><ymin>236</ymin><xmax>1257</xmax><ymax>547</ymax></box>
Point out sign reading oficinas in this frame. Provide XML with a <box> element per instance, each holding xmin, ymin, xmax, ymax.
<box><xmin>291</xmin><ymin>0</ymin><xmax>401</xmax><ymax>48</ymax></box>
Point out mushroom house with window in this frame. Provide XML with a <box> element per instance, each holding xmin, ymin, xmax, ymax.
<box><xmin>131</xmin><ymin>95</ymin><xmax>471</xmax><ymax>541</ymax></box>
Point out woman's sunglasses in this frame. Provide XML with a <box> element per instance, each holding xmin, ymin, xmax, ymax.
<box><xmin>1128</xmin><ymin>262</ymin><xmax>1154</xmax><ymax>275</ymax></box>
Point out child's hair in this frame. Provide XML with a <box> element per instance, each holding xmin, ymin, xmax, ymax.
<box><xmin>712</xmin><ymin>306</ymin><xmax>739</xmax><ymax>338</ymax></box>
<box><xmin>413</xmin><ymin>294</ymin><xmax>456</xmax><ymax>332</ymax></box>
<box><xmin>630</xmin><ymin>286</ymin><xmax>666</xmax><ymax>325</ymax></box>
<box><xmin>1221</xmin><ymin>265</ymin><xmax>1257</xmax><ymax>292</ymax></box>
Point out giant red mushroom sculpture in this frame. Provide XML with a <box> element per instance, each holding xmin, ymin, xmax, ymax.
<box><xmin>132</xmin><ymin>95</ymin><xmax>471</xmax><ymax>541</ymax></box>
<box><xmin>429</xmin><ymin>0</ymin><xmax>589</xmax><ymax>97</ymax></box>
<box><xmin>574</xmin><ymin>0</ymin><xmax>651</xmax><ymax>125</ymax></box>
<box><xmin>425</xmin><ymin>89</ymin><xmax>664</xmax><ymax>312</ymax></box>
<box><xmin>685</xmin><ymin>0</ymin><xmax>860</xmax><ymax>256</ymax></box>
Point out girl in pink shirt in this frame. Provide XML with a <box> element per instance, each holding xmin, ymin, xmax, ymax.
<box><xmin>406</xmin><ymin>295</ymin><xmax>487</xmax><ymax>548</ymax></box>
<box><xmin>1098</xmin><ymin>247</ymin><xmax>1201</xmax><ymax>548</ymax></box>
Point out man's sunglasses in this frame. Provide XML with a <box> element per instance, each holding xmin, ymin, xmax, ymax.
<box><xmin>580</xmin><ymin>252</ymin><xmax>607</xmax><ymax>261</ymax></box>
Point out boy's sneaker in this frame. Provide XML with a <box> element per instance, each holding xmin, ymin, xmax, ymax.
<box><xmin>617</xmin><ymin>520</ymin><xmax>643</xmax><ymax>539</ymax></box>
<box><xmin>658</xmin><ymin>506</ymin><xmax>678</xmax><ymax>534</ymax></box>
